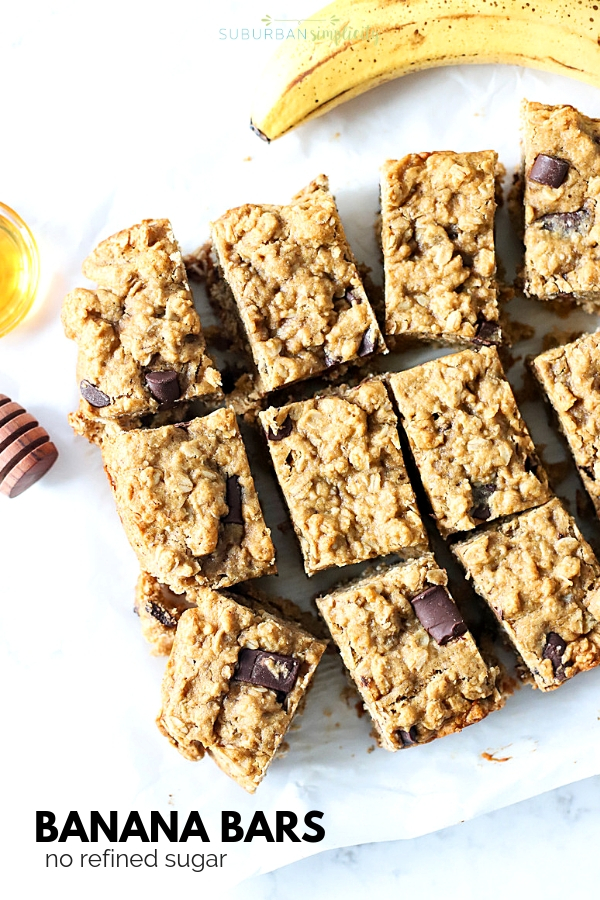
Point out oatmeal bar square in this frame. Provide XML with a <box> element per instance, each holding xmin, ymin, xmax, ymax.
<box><xmin>210</xmin><ymin>175</ymin><xmax>386</xmax><ymax>393</ymax></box>
<box><xmin>101</xmin><ymin>408</ymin><xmax>276</xmax><ymax>592</ymax></box>
<box><xmin>531</xmin><ymin>330</ymin><xmax>600</xmax><ymax>517</ymax></box>
<box><xmin>157</xmin><ymin>590</ymin><xmax>327</xmax><ymax>792</ymax></box>
<box><xmin>388</xmin><ymin>346</ymin><xmax>551</xmax><ymax>536</ymax></box>
<box><xmin>316</xmin><ymin>555</ymin><xmax>504</xmax><ymax>750</ymax></box>
<box><xmin>62</xmin><ymin>219</ymin><xmax>221</xmax><ymax>429</ymax></box>
<box><xmin>259</xmin><ymin>378</ymin><xmax>428</xmax><ymax>575</ymax></box>
<box><xmin>381</xmin><ymin>150</ymin><xmax>502</xmax><ymax>345</ymax></box>
<box><xmin>453</xmin><ymin>499</ymin><xmax>600</xmax><ymax>691</ymax></box>
<box><xmin>521</xmin><ymin>100</ymin><xmax>600</xmax><ymax>310</ymax></box>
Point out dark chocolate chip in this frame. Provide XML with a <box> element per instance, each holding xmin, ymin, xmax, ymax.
<box><xmin>344</xmin><ymin>287</ymin><xmax>361</xmax><ymax>304</ymax></box>
<box><xmin>473</xmin><ymin>318</ymin><xmax>501</xmax><ymax>346</ymax></box>
<box><xmin>233</xmin><ymin>648</ymin><xmax>300</xmax><ymax>695</ymax></box>
<box><xmin>543</xmin><ymin>632</ymin><xmax>567</xmax><ymax>681</ymax></box>
<box><xmin>145</xmin><ymin>370</ymin><xmax>181</xmax><ymax>406</ymax></box>
<box><xmin>470</xmin><ymin>482</ymin><xmax>495</xmax><ymax>521</ymax></box>
<box><xmin>410</xmin><ymin>585</ymin><xmax>468</xmax><ymax>646</ymax></box>
<box><xmin>397</xmin><ymin>726</ymin><xmax>419</xmax><ymax>748</ymax></box>
<box><xmin>250</xmin><ymin>120</ymin><xmax>270</xmax><ymax>143</ymax></box>
<box><xmin>266</xmin><ymin>415</ymin><xmax>293</xmax><ymax>442</ymax></box>
<box><xmin>80</xmin><ymin>380</ymin><xmax>111</xmax><ymax>408</ymax></box>
<box><xmin>538</xmin><ymin>207</ymin><xmax>591</xmax><ymax>236</ymax></box>
<box><xmin>323</xmin><ymin>350</ymin><xmax>338</xmax><ymax>368</ymax></box>
<box><xmin>357</xmin><ymin>327</ymin><xmax>376</xmax><ymax>357</ymax></box>
<box><xmin>529</xmin><ymin>154</ymin><xmax>569</xmax><ymax>188</ymax></box>
<box><xmin>222</xmin><ymin>474</ymin><xmax>243</xmax><ymax>525</ymax></box>
<box><xmin>145</xmin><ymin>601</ymin><xmax>178</xmax><ymax>628</ymax></box>
<box><xmin>445</xmin><ymin>225</ymin><xmax>459</xmax><ymax>240</ymax></box>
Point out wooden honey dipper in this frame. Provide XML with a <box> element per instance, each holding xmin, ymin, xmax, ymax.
<box><xmin>0</xmin><ymin>394</ymin><xmax>58</xmax><ymax>497</ymax></box>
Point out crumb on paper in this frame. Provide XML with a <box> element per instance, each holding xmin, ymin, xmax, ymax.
<box><xmin>168</xmin><ymin>794</ymin><xmax>174</xmax><ymax>806</ymax></box>
<box><xmin>332</xmin><ymin>132</ymin><xmax>340</xmax><ymax>140</ymax></box>
<box><xmin>355</xmin><ymin>701</ymin><xmax>365</xmax><ymax>718</ymax></box>
<box><xmin>243</xmin><ymin>156</ymin><xmax>252</xmax><ymax>162</ymax></box>
<box><xmin>323</xmin><ymin>707</ymin><xmax>332</xmax><ymax>717</ymax></box>
<box><xmin>482</xmin><ymin>750</ymin><xmax>512</xmax><ymax>763</ymax></box>
<box><xmin>502</xmin><ymin>317</ymin><xmax>534</xmax><ymax>346</ymax></box>
<box><xmin>276</xmin><ymin>740</ymin><xmax>290</xmax><ymax>758</ymax></box>
<box><xmin>367</xmin><ymin>745</ymin><xmax>376</xmax><ymax>754</ymax></box>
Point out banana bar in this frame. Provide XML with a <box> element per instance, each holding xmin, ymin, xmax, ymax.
<box><xmin>62</xmin><ymin>219</ymin><xmax>221</xmax><ymax>436</ymax></box>
<box><xmin>521</xmin><ymin>100</ymin><xmax>600</xmax><ymax>311</ymax></box>
<box><xmin>210</xmin><ymin>175</ymin><xmax>386</xmax><ymax>394</ymax></box>
<box><xmin>453</xmin><ymin>498</ymin><xmax>600</xmax><ymax>691</ymax></box>
<box><xmin>316</xmin><ymin>555</ymin><xmax>505</xmax><ymax>750</ymax></box>
<box><xmin>381</xmin><ymin>151</ymin><xmax>503</xmax><ymax>345</ymax></box>
<box><xmin>101</xmin><ymin>408</ymin><xmax>276</xmax><ymax>593</ymax></box>
<box><xmin>157</xmin><ymin>588</ymin><xmax>327</xmax><ymax>792</ymax></box>
<box><xmin>388</xmin><ymin>347</ymin><xmax>551</xmax><ymax>536</ymax></box>
<box><xmin>531</xmin><ymin>330</ymin><xmax>600</xmax><ymax>517</ymax></box>
<box><xmin>259</xmin><ymin>378</ymin><xmax>428</xmax><ymax>575</ymax></box>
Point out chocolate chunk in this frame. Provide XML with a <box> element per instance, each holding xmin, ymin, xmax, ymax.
<box><xmin>233</xmin><ymin>648</ymin><xmax>300</xmax><ymax>695</ymax></box>
<box><xmin>397</xmin><ymin>726</ymin><xmax>419</xmax><ymax>748</ymax></box>
<box><xmin>357</xmin><ymin>327</ymin><xmax>376</xmax><ymax>357</ymax></box>
<box><xmin>146</xmin><ymin>601</ymin><xmax>178</xmax><ymax>629</ymax></box>
<box><xmin>145</xmin><ymin>370</ymin><xmax>181</xmax><ymax>406</ymax></box>
<box><xmin>222</xmin><ymin>474</ymin><xmax>243</xmax><ymax>525</ymax></box>
<box><xmin>538</xmin><ymin>207</ymin><xmax>591</xmax><ymax>236</ymax></box>
<box><xmin>543</xmin><ymin>632</ymin><xmax>567</xmax><ymax>681</ymax></box>
<box><xmin>250</xmin><ymin>119</ymin><xmax>270</xmax><ymax>143</ymax></box>
<box><xmin>529</xmin><ymin>154</ymin><xmax>569</xmax><ymax>188</ymax></box>
<box><xmin>80</xmin><ymin>380</ymin><xmax>111</xmax><ymax>408</ymax></box>
<box><xmin>410</xmin><ymin>585</ymin><xmax>468</xmax><ymax>645</ymax></box>
<box><xmin>266</xmin><ymin>416</ymin><xmax>293</xmax><ymax>442</ymax></box>
<box><xmin>470</xmin><ymin>482</ymin><xmax>495</xmax><ymax>521</ymax></box>
<box><xmin>473</xmin><ymin>318</ymin><xmax>501</xmax><ymax>346</ymax></box>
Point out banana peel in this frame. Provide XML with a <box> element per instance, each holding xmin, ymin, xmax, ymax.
<box><xmin>250</xmin><ymin>0</ymin><xmax>600</xmax><ymax>141</ymax></box>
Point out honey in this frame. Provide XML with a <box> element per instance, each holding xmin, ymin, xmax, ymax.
<box><xmin>0</xmin><ymin>203</ymin><xmax>40</xmax><ymax>338</ymax></box>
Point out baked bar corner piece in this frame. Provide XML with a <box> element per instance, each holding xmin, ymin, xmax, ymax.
<box><xmin>531</xmin><ymin>330</ymin><xmax>600</xmax><ymax>517</ymax></box>
<box><xmin>521</xmin><ymin>99</ymin><xmax>600</xmax><ymax>311</ymax></box>
<box><xmin>210</xmin><ymin>175</ymin><xmax>386</xmax><ymax>394</ymax></box>
<box><xmin>61</xmin><ymin>218</ymin><xmax>222</xmax><ymax>432</ymax></box>
<box><xmin>316</xmin><ymin>555</ymin><xmax>505</xmax><ymax>750</ymax></box>
<box><xmin>157</xmin><ymin>590</ymin><xmax>327</xmax><ymax>792</ymax></box>
<box><xmin>388</xmin><ymin>345</ymin><xmax>552</xmax><ymax>536</ymax></box>
<box><xmin>101</xmin><ymin>407</ymin><xmax>276</xmax><ymax>593</ymax></box>
<box><xmin>452</xmin><ymin>498</ymin><xmax>600</xmax><ymax>691</ymax></box>
<box><xmin>134</xmin><ymin>571</ymin><xmax>328</xmax><ymax>656</ymax></box>
<box><xmin>381</xmin><ymin>150</ymin><xmax>503</xmax><ymax>346</ymax></box>
<box><xmin>259</xmin><ymin>377</ymin><xmax>428</xmax><ymax>575</ymax></box>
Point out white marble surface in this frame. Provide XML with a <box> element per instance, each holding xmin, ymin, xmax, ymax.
<box><xmin>228</xmin><ymin>775</ymin><xmax>600</xmax><ymax>897</ymax></box>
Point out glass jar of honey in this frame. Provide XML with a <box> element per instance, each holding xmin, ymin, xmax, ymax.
<box><xmin>0</xmin><ymin>203</ymin><xmax>40</xmax><ymax>338</ymax></box>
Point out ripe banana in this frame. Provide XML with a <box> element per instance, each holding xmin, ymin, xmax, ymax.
<box><xmin>250</xmin><ymin>0</ymin><xmax>600</xmax><ymax>141</ymax></box>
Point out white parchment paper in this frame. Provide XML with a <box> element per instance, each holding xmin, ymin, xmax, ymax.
<box><xmin>3</xmin><ymin>2</ymin><xmax>600</xmax><ymax>894</ymax></box>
